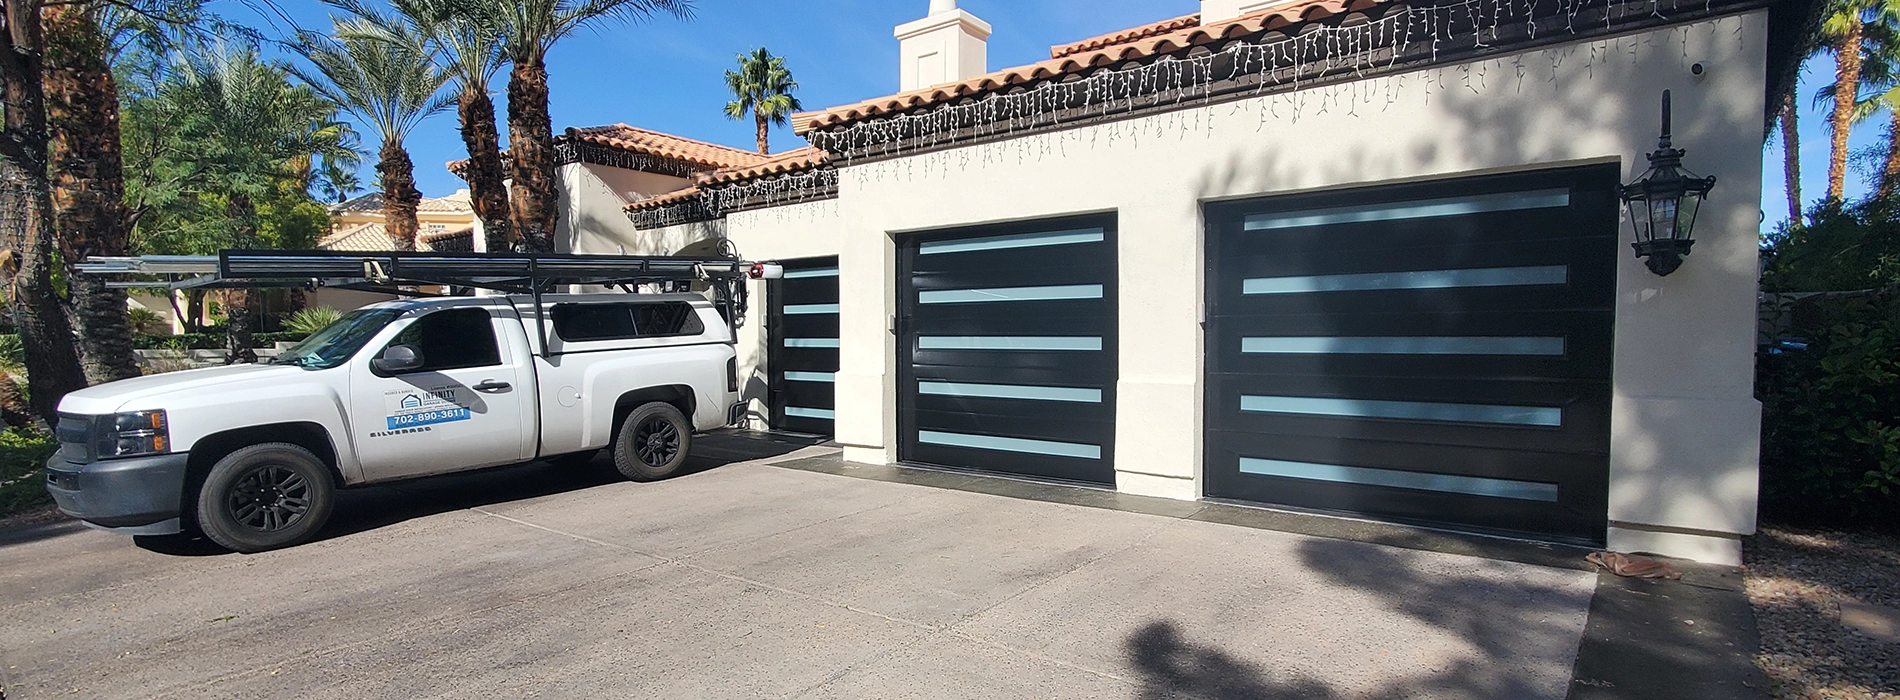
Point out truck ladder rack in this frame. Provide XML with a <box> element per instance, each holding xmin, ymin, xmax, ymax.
<box><xmin>77</xmin><ymin>250</ymin><xmax>782</xmax><ymax>348</ymax></box>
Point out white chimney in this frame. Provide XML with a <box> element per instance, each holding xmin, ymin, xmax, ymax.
<box><xmin>895</xmin><ymin>0</ymin><xmax>990</xmax><ymax>92</ymax></box>
<box><xmin>1201</xmin><ymin>0</ymin><xmax>1289</xmax><ymax>23</ymax></box>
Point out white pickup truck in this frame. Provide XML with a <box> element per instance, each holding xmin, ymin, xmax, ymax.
<box><xmin>46</xmin><ymin>293</ymin><xmax>747</xmax><ymax>552</ymax></box>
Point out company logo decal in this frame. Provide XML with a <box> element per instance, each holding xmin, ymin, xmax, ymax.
<box><xmin>383</xmin><ymin>385</ymin><xmax>471</xmax><ymax>431</ymax></box>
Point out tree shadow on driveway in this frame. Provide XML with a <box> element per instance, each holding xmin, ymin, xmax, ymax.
<box><xmin>1123</xmin><ymin>538</ymin><xmax>1594</xmax><ymax>699</ymax></box>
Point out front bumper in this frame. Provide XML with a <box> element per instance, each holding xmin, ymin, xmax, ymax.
<box><xmin>45</xmin><ymin>452</ymin><xmax>190</xmax><ymax>534</ymax></box>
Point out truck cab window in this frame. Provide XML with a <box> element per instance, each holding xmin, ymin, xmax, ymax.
<box><xmin>386</xmin><ymin>308</ymin><xmax>501</xmax><ymax>371</ymax></box>
<box><xmin>274</xmin><ymin>308</ymin><xmax>401</xmax><ymax>369</ymax></box>
<box><xmin>553</xmin><ymin>302</ymin><xmax>703</xmax><ymax>342</ymax></box>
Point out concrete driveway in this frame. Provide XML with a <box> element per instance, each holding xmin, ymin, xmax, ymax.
<box><xmin>0</xmin><ymin>434</ymin><xmax>1599</xmax><ymax>699</ymax></box>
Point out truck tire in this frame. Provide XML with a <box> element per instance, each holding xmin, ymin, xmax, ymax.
<box><xmin>195</xmin><ymin>443</ymin><xmax>336</xmax><ymax>553</ymax></box>
<box><xmin>613</xmin><ymin>402</ymin><xmax>692</xmax><ymax>481</ymax></box>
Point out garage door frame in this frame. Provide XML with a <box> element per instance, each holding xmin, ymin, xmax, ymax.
<box><xmin>766</xmin><ymin>256</ymin><xmax>840</xmax><ymax>436</ymax></box>
<box><xmin>896</xmin><ymin>213</ymin><xmax>1120</xmax><ymax>486</ymax></box>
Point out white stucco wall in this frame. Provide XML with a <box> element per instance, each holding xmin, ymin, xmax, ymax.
<box><xmin>820</xmin><ymin>13</ymin><xmax>1766</xmax><ymax>563</ymax></box>
<box><xmin>558</xmin><ymin>162</ymin><xmax>695</xmax><ymax>256</ymax></box>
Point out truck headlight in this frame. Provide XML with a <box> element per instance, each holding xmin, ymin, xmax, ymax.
<box><xmin>98</xmin><ymin>410</ymin><xmax>169</xmax><ymax>458</ymax></box>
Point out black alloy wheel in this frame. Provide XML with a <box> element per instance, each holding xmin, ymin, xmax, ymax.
<box><xmin>227</xmin><ymin>464</ymin><xmax>311</xmax><ymax>532</ymax></box>
<box><xmin>613</xmin><ymin>402</ymin><xmax>692</xmax><ymax>481</ymax></box>
<box><xmin>633</xmin><ymin>416</ymin><xmax>681</xmax><ymax>467</ymax></box>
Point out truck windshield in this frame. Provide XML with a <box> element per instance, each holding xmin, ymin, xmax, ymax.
<box><xmin>272</xmin><ymin>309</ymin><xmax>401</xmax><ymax>369</ymax></box>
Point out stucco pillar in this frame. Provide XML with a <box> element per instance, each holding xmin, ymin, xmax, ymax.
<box><xmin>835</xmin><ymin>180</ymin><xmax>897</xmax><ymax>465</ymax></box>
<box><xmin>1113</xmin><ymin>194</ymin><xmax>1204</xmax><ymax>500</ymax></box>
<box><xmin>1603</xmin><ymin>17</ymin><xmax>1767</xmax><ymax>566</ymax></box>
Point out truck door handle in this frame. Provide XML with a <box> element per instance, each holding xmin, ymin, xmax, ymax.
<box><xmin>474</xmin><ymin>380</ymin><xmax>512</xmax><ymax>393</ymax></box>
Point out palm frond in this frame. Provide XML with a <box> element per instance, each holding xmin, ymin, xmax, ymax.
<box><xmin>287</xmin><ymin>19</ymin><xmax>453</xmax><ymax>145</ymax></box>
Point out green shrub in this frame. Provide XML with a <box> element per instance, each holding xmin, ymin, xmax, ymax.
<box><xmin>134</xmin><ymin>333</ymin><xmax>222</xmax><ymax>350</ymax></box>
<box><xmin>254</xmin><ymin>331</ymin><xmax>308</xmax><ymax>346</ymax></box>
<box><xmin>133</xmin><ymin>332</ymin><xmax>306</xmax><ymax>350</ymax></box>
<box><xmin>126</xmin><ymin>307</ymin><xmax>168</xmax><ymax>334</ymax></box>
<box><xmin>284</xmin><ymin>306</ymin><xmax>343</xmax><ymax>335</ymax></box>
<box><xmin>0</xmin><ymin>428</ymin><xmax>57</xmax><ymax>519</ymax></box>
<box><xmin>1757</xmin><ymin>289</ymin><xmax>1900</xmax><ymax>527</ymax></box>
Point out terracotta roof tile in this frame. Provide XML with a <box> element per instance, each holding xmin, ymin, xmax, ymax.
<box><xmin>567</xmin><ymin>124</ymin><xmax>769</xmax><ymax>170</ymax></box>
<box><xmin>699</xmin><ymin>146</ymin><xmax>828</xmax><ymax>186</ymax></box>
<box><xmin>620</xmin><ymin>146</ymin><xmax>831</xmax><ymax>213</ymax></box>
<box><xmin>318</xmin><ymin>223</ymin><xmax>396</xmax><ymax>251</ymax></box>
<box><xmin>318</xmin><ymin>223</ymin><xmax>473</xmax><ymax>251</ymax></box>
<box><xmin>624</xmin><ymin>186</ymin><xmax>702</xmax><ymax>212</ymax></box>
<box><xmin>793</xmin><ymin>0</ymin><xmax>1391</xmax><ymax>134</ymax></box>
<box><xmin>1050</xmin><ymin>13</ymin><xmax>1200</xmax><ymax>58</ymax></box>
<box><xmin>328</xmin><ymin>192</ymin><xmax>474</xmax><ymax>215</ymax></box>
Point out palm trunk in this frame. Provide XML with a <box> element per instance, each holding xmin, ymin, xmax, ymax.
<box><xmin>0</xmin><ymin>0</ymin><xmax>89</xmax><ymax>426</ymax></box>
<box><xmin>377</xmin><ymin>140</ymin><xmax>420</xmax><ymax>252</ymax></box>
<box><xmin>44</xmin><ymin>3</ymin><xmax>139</xmax><ymax>383</ymax></box>
<box><xmin>1781</xmin><ymin>90</ymin><xmax>1802</xmax><ymax>222</ymax></box>
<box><xmin>1829</xmin><ymin>15</ymin><xmax>1864</xmax><ymax>202</ymax></box>
<box><xmin>755</xmin><ymin>112</ymin><xmax>769</xmax><ymax>155</ymax></box>
<box><xmin>1882</xmin><ymin>109</ymin><xmax>1900</xmax><ymax>200</ymax></box>
<box><xmin>505</xmin><ymin>57</ymin><xmax>557</xmax><ymax>253</ymax></box>
<box><xmin>223</xmin><ymin>194</ymin><xmax>258</xmax><ymax>364</ymax></box>
<box><xmin>457</xmin><ymin>86</ymin><xmax>512</xmax><ymax>252</ymax></box>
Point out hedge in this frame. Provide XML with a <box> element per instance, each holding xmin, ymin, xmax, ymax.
<box><xmin>1757</xmin><ymin>289</ymin><xmax>1900</xmax><ymax>528</ymax></box>
<box><xmin>134</xmin><ymin>331</ymin><xmax>308</xmax><ymax>350</ymax></box>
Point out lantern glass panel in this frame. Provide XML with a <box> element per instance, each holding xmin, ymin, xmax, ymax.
<box><xmin>1625</xmin><ymin>198</ymin><xmax>1655</xmax><ymax>243</ymax></box>
<box><xmin>1649</xmin><ymin>193</ymin><xmax>1681</xmax><ymax>243</ymax></box>
<box><xmin>1672</xmin><ymin>191</ymin><xmax>1702</xmax><ymax>242</ymax></box>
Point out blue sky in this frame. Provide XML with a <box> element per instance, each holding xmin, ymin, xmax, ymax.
<box><xmin>223</xmin><ymin>0</ymin><xmax>1873</xmax><ymax>233</ymax></box>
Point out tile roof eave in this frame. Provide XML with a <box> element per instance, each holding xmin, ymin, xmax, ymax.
<box><xmin>1050</xmin><ymin>12</ymin><xmax>1201</xmax><ymax>58</ymax></box>
<box><xmin>792</xmin><ymin>0</ymin><xmax>1388</xmax><ymax>135</ymax></box>
<box><xmin>625</xmin><ymin>187</ymin><xmax>703</xmax><ymax>213</ymax></box>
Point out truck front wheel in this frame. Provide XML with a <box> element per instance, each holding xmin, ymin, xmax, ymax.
<box><xmin>195</xmin><ymin>443</ymin><xmax>336</xmax><ymax>553</ymax></box>
<box><xmin>613</xmin><ymin>402</ymin><xmax>692</xmax><ymax>481</ymax></box>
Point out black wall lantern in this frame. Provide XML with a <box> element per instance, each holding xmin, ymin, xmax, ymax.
<box><xmin>1620</xmin><ymin>90</ymin><xmax>1717</xmax><ymax>276</ymax></box>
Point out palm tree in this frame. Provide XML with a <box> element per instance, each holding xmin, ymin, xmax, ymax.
<box><xmin>43</xmin><ymin>1</ymin><xmax>143</xmax><ymax>383</ymax></box>
<box><xmin>1819</xmin><ymin>0</ymin><xmax>1900</xmax><ymax>201</ymax></box>
<box><xmin>0</xmin><ymin>0</ymin><xmax>90</xmax><ymax>423</ymax></box>
<box><xmin>486</xmin><ymin>0</ymin><xmax>692</xmax><ymax>252</ymax></box>
<box><xmin>1816</xmin><ymin>18</ymin><xmax>1900</xmax><ymax>200</ymax></box>
<box><xmin>1780</xmin><ymin>92</ymin><xmax>1802</xmax><ymax>223</ymax></box>
<box><xmin>291</xmin><ymin>20</ymin><xmax>451</xmax><ymax>252</ymax></box>
<box><xmin>316</xmin><ymin>156</ymin><xmax>363</xmax><ymax>203</ymax></box>
<box><xmin>332</xmin><ymin>0</ymin><xmax>513</xmax><ymax>253</ymax></box>
<box><xmin>152</xmin><ymin>44</ymin><xmax>354</xmax><ymax>360</ymax></box>
<box><xmin>724</xmin><ymin>48</ymin><xmax>801</xmax><ymax>155</ymax></box>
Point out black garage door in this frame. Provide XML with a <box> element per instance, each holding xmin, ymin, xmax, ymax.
<box><xmin>898</xmin><ymin>215</ymin><xmax>1117</xmax><ymax>485</ymax></box>
<box><xmin>768</xmin><ymin>257</ymin><xmax>839</xmax><ymax>435</ymax></box>
<box><xmin>1205</xmin><ymin>165</ymin><xmax>1617</xmax><ymax>545</ymax></box>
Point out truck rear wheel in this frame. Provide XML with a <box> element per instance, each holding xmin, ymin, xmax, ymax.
<box><xmin>195</xmin><ymin>443</ymin><xmax>336</xmax><ymax>553</ymax></box>
<box><xmin>613</xmin><ymin>402</ymin><xmax>692</xmax><ymax>481</ymax></box>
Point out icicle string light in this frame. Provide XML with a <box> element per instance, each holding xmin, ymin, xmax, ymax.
<box><xmin>629</xmin><ymin>168</ymin><xmax>841</xmax><ymax>230</ymax></box>
<box><xmin>807</xmin><ymin>0</ymin><xmax>1734</xmax><ymax>161</ymax></box>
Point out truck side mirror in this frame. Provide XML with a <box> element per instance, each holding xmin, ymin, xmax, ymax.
<box><xmin>371</xmin><ymin>344</ymin><xmax>424</xmax><ymax>374</ymax></box>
